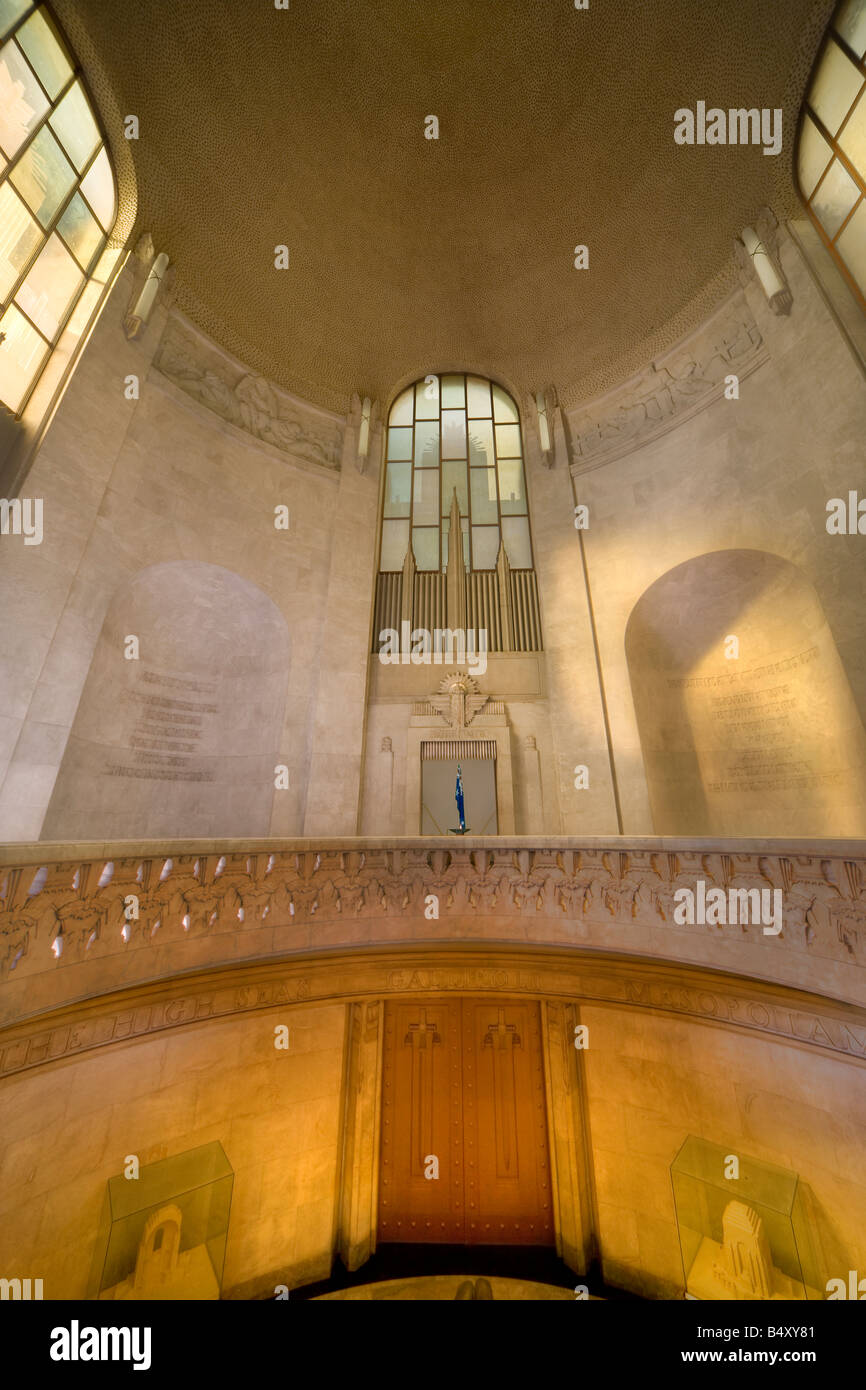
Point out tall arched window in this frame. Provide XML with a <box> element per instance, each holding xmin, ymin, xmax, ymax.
<box><xmin>374</xmin><ymin>373</ymin><xmax>542</xmax><ymax>652</ymax></box>
<box><xmin>797</xmin><ymin>0</ymin><xmax>866</xmax><ymax>307</ymax></box>
<box><xmin>0</xmin><ymin>1</ymin><xmax>120</xmax><ymax>415</ymax></box>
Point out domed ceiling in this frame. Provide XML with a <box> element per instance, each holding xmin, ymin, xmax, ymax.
<box><xmin>56</xmin><ymin>0</ymin><xmax>833</xmax><ymax>413</ymax></box>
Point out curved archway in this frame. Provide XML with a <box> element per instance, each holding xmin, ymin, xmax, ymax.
<box><xmin>42</xmin><ymin>561</ymin><xmax>290</xmax><ymax>840</ymax></box>
<box><xmin>625</xmin><ymin>549</ymin><xmax>866</xmax><ymax>836</ymax></box>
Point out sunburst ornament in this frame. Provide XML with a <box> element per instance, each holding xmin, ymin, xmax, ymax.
<box><xmin>429</xmin><ymin>673</ymin><xmax>489</xmax><ymax>729</ymax></box>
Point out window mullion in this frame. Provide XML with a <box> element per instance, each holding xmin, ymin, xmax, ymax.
<box><xmin>833</xmin><ymin>191</ymin><xmax>865</xmax><ymax>246</ymax></box>
<box><xmin>3</xmin><ymin>3</ymin><xmax>38</xmax><ymax>48</ymax></box>
<box><xmin>14</xmin><ymin>271</ymin><xmax>94</xmax><ymax>417</ymax></box>
<box><xmin>0</xmin><ymin>51</ymin><xmax>78</xmax><ymax>170</ymax></box>
<box><xmin>408</xmin><ymin>400</ymin><xmax>415</xmax><ymax>569</ymax></box>
<box><xmin>831</xmin><ymin>28</ymin><xmax>866</xmax><ymax>79</ymax></box>
<box><xmin>0</xmin><ymin>6</ymin><xmax>120</xmax><ymax>419</ymax></box>
<box><xmin>491</xmin><ymin>403</ymin><xmax>503</xmax><ymax>565</ymax></box>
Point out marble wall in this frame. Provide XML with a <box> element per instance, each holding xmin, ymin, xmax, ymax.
<box><xmin>366</xmin><ymin>234</ymin><xmax>866</xmax><ymax>839</ymax></box>
<box><xmin>41</xmin><ymin>561</ymin><xmax>291</xmax><ymax>840</ymax></box>
<box><xmin>566</xmin><ymin>231</ymin><xmax>866</xmax><ymax>836</ymax></box>
<box><xmin>360</xmin><ymin>654</ymin><xmax>562</xmax><ymax>835</ymax></box>
<box><xmin>2</xmin><ymin>982</ymin><xmax>863</xmax><ymax>1300</ymax></box>
<box><xmin>625</xmin><ymin>549</ymin><xmax>866</xmax><ymax>836</ymax></box>
<box><xmin>0</xmin><ymin>262</ymin><xmax>380</xmax><ymax>842</ymax></box>
<box><xmin>2</xmin><ymin>221</ymin><xmax>865</xmax><ymax>842</ymax></box>
<box><xmin>582</xmin><ymin>1003</ymin><xmax>866</xmax><ymax>1298</ymax></box>
<box><xmin>0</xmin><ymin>1001</ymin><xmax>346</xmax><ymax>1299</ymax></box>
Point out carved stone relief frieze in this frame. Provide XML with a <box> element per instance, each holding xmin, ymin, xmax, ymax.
<box><xmin>154</xmin><ymin>313</ymin><xmax>344</xmax><ymax>470</ymax></box>
<box><xmin>567</xmin><ymin>292</ymin><xmax>767</xmax><ymax>474</ymax></box>
<box><xmin>2</xmin><ymin>843</ymin><xmax>866</xmax><ymax>1030</ymax></box>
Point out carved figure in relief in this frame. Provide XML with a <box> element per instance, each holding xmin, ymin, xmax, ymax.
<box><xmin>267</xmin><ymin>879</ymin><xmax>295</xmax><ymax>922</ymax></box>
<box><xmin>651</xmin><ymin>887</ymin><xmax>677</xmax><ymax>922</ymax></box>
<box><xmin>380</xmin><ymin>878</ymin><xmax>411</xmax><ymax>914</ymax></box>
<box><xmin>175</xmin><ymin>364</ymin><xmax>237</xmax><ymax>421</ymax></box>
<box><xmin>335</xmin><ymin>880</ymin><xmax>367</xmax><ymax>916</ymax></box>
<box><xmin>0</xmin><ymin>919</ymin><xmax>31</xmax><ymax>976</ymax></box>
<box><xmin>511</xmin><ymin>877</ymin><xmax>544</xmax><ymax>912</ymax></box>
<box><xmin>313</xmin><ymin>880</ymin><xmax>340</xmax><ymax>917</ymax></box>
<box><xmin>236</xmin><ymin>374</ymin><xmax>324</xmax><ymax>457</ymax></box>
<box><xmin>468</xmin><ymin>876</ymin><xmax>503</xmax><ymax>912</ymax></box>
<box><xmin>57</xmin><ymin>897</ymin><xmax>110</xmax><ymax>942</ymax></box>
<box><xmin>155</xmin><ymin>325</ymin><xmax>342</xmax><ymax>469</ymax></box>
<box><xmin>572</xmin><ymin>303</ymin><xmax>764</xmax><ymax>463</ymax></box>
<box><xmin>558</xmin><ymin>880</ymin><xmax>593</xmax><ymax>917</ymax></box>
<box><xmin>288</xmin><ymin>885</ymin><xmax>320</xmax><ymax>920</ymax></box>
<box><xmin>181</xmin><ymin>889</ymin><xmax>222</xmax><ymax>933</ymax></box>
<box><xmin>237</xmin><ymin>886</ymin><xmax>273</xmax><ymax>923</ymax></box>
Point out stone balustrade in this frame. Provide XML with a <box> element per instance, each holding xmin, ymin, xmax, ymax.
<box><xmin>1</xmin><ymin>835</ymin><xmax>865</xmax><ymax>1026</ymax></box>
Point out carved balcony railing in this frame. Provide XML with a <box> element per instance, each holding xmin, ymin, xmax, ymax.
<box><xmin>1</xmin><ymin>836</ymin><xmax>866</xmax><ymax>1028</ymax></box>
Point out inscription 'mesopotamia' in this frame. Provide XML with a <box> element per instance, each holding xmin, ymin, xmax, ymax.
<box><xmin>3</xmin><ymin>956</ymin><xmax>866</xmax><ymax>1080</ymax></box>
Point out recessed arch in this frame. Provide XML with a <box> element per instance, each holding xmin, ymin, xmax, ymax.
<box><xmin>42</xmin><ymin>561</ymin><xmax>291</xmax><ymax>841</ymax></box>
<box><xmin>625</xmin><ymin>549</ymin><xmax>866</xmax><ymax>837</ymax></box>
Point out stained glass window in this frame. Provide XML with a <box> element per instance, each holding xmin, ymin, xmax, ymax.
<box><xmin>798</xmin><ymin>1</ymin><xmax>866</xmax><ymax>307</ymax></box>
<box><xmin>380</xmin><ymin>374</ymin><xmax>533</xmax><ymax>572</ymax></box>
<box><xmin>0</xmin><ymin>3</ymin><xmax>118</xmax><ymax>413</ymax></box>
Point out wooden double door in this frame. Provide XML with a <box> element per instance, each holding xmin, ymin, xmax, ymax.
<box><xmin>378</xmin><ymin>999</ymin><xmax>554</xmax><ymax>1245</ymax></box>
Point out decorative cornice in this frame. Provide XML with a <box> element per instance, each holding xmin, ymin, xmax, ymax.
<box><xmin>153</xmin><ymin>312</ymin><xmax>344</xmax><ymax>471</ymax></box>
<box><xmin>2</xmin><ymin>839</ymin><xmax>866</xmax><ymax>1027</ymax></box>
<box><xmin>566</xmin><ymin>292</ymin><xmax>768</xmax><ymax>476</ymax></box>
<box><xmin>1</xmin><ymin>946</ymin><xmax>865</xmax><ymax>1081</ymax></box>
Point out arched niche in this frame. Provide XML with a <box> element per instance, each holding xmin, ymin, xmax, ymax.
<box><xmin>42</xmin><ymin>561</ymin><xmax>290</xmax><ymax>840</ymax></box>
<box><xmin>625</xmin><ymin>549</ymin><xmax>866</xmax><ymax>837</ymax></box>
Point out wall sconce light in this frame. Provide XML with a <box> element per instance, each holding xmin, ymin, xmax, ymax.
<box><xmin>124</xmin><ymin>252</ymin><xmax>170</xmax><ymax>340</ymax></box>
<box><xmin>739</xmin><ymin>226</ymin><xmax>791</xmax><ymax>315</ymax></box>
<box><xmin>357</xmin><ymin>395</ymin><xmax>372</xmax><ymax>459</ymax></box>
<box><xmin>535</xmin><ymin>390</ymin><xmax>551</xmax><ymax>455</ymax></box>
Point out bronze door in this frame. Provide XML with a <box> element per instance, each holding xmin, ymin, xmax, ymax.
<box><xmin>378</xmin><ymin>999</ymin><xmax>554</xmax><ymax>1245</ymax></box>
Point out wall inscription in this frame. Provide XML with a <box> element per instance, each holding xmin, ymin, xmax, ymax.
<box><xmin>666</xmin><ymin>648</ymin><xmax>835</xmax><ymax>795</ymax></box>
<box><xmin>105</xmin><ymin>672</ymin><xmax>218</xmax><ymax>783</ymax></box>
<box><xmin>2</xmin><ymin>950</ymin><xmax>866</xmax><ymax>1080</ymax></box>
